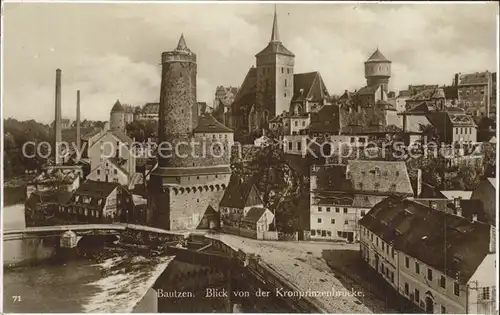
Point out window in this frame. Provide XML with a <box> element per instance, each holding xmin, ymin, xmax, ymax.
<box><xmin>288</xmin><ymin>142</ymin><xmax>292</xmax><ymax>150</ymax></box>
<box><xmin>326</xmin><ymin>207</ymin><xmax>330</xmax><ymax>212</ymax></box>
<box><xmin>454</xmin><ymin>282</ymin><xmax>460</xmax><ymax>296</ymax></box>
<box><xmin>327</xmin><ymin>231</ymin><xmax>332</xmax><ymax>236</ymax></box>
<box><xmin>287</xmin><ymin>68</ymin><xmax>290</xmax><ymax>74</ymax></box>
<box><xmin>284</xmin><ymin>93</ymin><xmax>287</xmax><ymax>97</ymax></box>
<box><xmin>331</xmin><ymin>218</ymin><xmax>335</xmax><ymax>224</ymax></box>
<box><xmin>281</xmin><ymin>67</ymin><xmax>284</xmax><ymax>73</ymax></box>
<box><xmin>361</xmin><ymin>210</ymin><xmax>366</xmax><ymax>216</ymax></box>
<box><xmin>382</xmin><ymin>242</ymin><xmax>385</xmax><ymax>251</ymax></box>
<box><xmin>318</xmin><ymin>207</ymin><xmax>322</xmax><ymax>212</ymax></box>
<box><xmin>390</xmin><ymin>272</ymin><xmax>394</xmax><ymax>283</ymax></box>
<box><xmin>317</xmin><ymin>218</ymin><xmax>322</xmax><ymax>223</ymax></box>
<box><xmin>427</xmin><ymin>268</ymin><xmax>433</xmax><ymax>281</ymax></box>
<box><xmin>441</xmin><ymin>306</ymin><xmax>446</xmax><ymax>314</ymax></box>
<box><xmin>311</xmin><ymin>230</ymin><xmax>316</xmax><ymax>236</ymax></box>
<box><xmin>285</xmin><ymin>79</ymin><xmax>287</xmax><ymax>87</ymax></box>
<box><xmin>405</xmin><ymin>256</ymin><xmax>410</xmax><ymax>268</ymax></box>
<box><xmin>114</xmin><ymin>169</ymin><xmax>118</xmax><ymax>175</ymax></box>
<box><xmin>437</xmin><ymin>275</ymin><xmax>446</xmax><ymax>289</ymax></box>
<box><xmin>404</xmin><ymin>283</ymin><xmax>409</xmax><ymax>295</ymax></box>
<box><xmin>414</xmin><ymin>289</ymin><xmax>420</xmax><ymax>302</ymax></box>
<box><xmin>415</xmin><ymin>262</ymin><xmax>420</xmax><ymax>274</ymax></box>
<box><xmin>335</xmin><ymin>207</ymin><xmax>340</xmax><ymax>213</ymax></box>
<box><xmin>343</xmin><ymin>208</ymin><xmax>348</xmax><ymax>213</ymax></box>
<box><xmin>344</xmin><ymin>220</ymin><xmax>348</xmax><ymax>225</ymax></box>
<box><xmin>480</xmin><ymin>287</ymin><xmax>490</xmax><ymax>300</ymax></box>
<box><xmin>297</xmin><ymin>142</ymin><xmax>302</xmax><ymax>151</ymax></box>
<box><xmin>391</xmin><ymin>248</ymin><xmax>395</xmax><ymax>259</ymax></box>
<box><xmin>376</xmin><ymin>237</ymin><xmax>379</xmax><ymax>246</ymax></box>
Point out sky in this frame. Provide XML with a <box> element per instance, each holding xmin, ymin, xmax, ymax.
<box><xmin>3</xmin><ymin>2</ymin><xmax>498</xmax><ymax>123</ymax></box>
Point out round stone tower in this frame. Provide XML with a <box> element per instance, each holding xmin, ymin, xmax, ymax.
<box><xmin>110</xmin><ymin>99</ymin><xmax>125</xmax><ymax>130</ymax></box>
<box><xmin>364</xmin><ymin>48</ymin><xmax>391</xmax><ymax>92</ymax></box>
<box><xmin>158</xmin><ymin>34</ymin><xmax>197</xmax><ymax>168</ymax></box>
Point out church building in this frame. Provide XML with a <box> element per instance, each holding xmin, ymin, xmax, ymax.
<box><xmin>231</xmin><ymin>8</ymin><xmax>331</xmax><ymax>143</ymax></box>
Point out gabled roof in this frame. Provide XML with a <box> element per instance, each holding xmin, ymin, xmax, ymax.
<box><xmin>308</xmin><ymin>105</ymin><xmax>340</xmax><ymax>134</ymax></box>
<box><xmin>356</xmin><ymin>85</ymin><xmax>380</xmax><ymax>96</ymax></box>
<box><xmin>111</xmin><ymin>100</ymin><xmax>124</xmax><ymax>113</ymax></box>
<box><xmin>141</xmin><ymin>102</ymin><xmax>160</xmax><ymax>114</ymax></box>
<box><xmin>366</xmin><ymin>48</ymin><xmax>390</xmax><ymax>63</ymax></box>
<box><xmin>82</xmin><ymin>129</ymin><xmax>101</xmax><ymax>141</ymax></box>
<box><xmin>232</xmin><ymin>67</ymin><xmax>257</xmax><ymax>112</ymax></box>
<box><xmin>458</xmin><ymin>72</ymin><xmax>491</xmax><ymax>86</ymax></box>
<box><xmin>409</xmin><ymin>88</ymin><xmax>445</xmax><ymax>101</ymax></box>
<box><xmin>292</xmin><ymin>72</ymin><xmax>330</xmax><ymax>103</ymax></box>
<box><xmin>75</xmin><ymin>180</ymin><xmax>120</xmax><ymax>198</ymax></box>
<box><xmin>110</xmin><ymin>128</ymin><xmax>134</xmax><ymax>145</ymax></box>
<box><xmin>194</xmin><ymin>113</ymin><xmax>233</xmax><ymax>133</ymax></box>
<box><xmin>359</xmin><ymin>196</ymin><xmax>491</xmax><ymax>283</ymax></box>
<box><xmin>242</xmin><ymin>207</ymin><xmax>267</xmax><ymax>223</ymax></box>
<box><xmin>348</xmin><ymin>160</ymin><xmax>414</xmax><ymax>196</ymax></box>
<box><xmin>220</xmin><ymin>174</ymin><xmax>262</xmax><ymax>208</ymax></box>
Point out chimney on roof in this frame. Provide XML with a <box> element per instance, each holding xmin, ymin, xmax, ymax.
<box><xmin>430</xmin><ymin>201</ymin><xmax>437</xmax><ymax>210</ymax></box>
<box><xmin>54</xmin><ymin>69</ymin><xmax>63</xmax><ymax>165</ymax></box>
<box><xmin>472</xmin><ymin>213</ymin><xmax>478</xmax><ymax>222</ymax></box>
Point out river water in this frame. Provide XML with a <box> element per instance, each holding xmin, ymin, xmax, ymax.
<box><xmin>3</xmin><ymin>204</ymin><xmax>105</xmax><ymax>312</ymax></box>
<box><xmin>3</xmin><ymin>204</ymin><xmax>174</xmax><ymax>313</ymax></box>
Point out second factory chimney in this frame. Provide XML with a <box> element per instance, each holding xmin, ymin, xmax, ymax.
<box><xmin>54</xmin><ymin>69</ymin><xmax>62</xmax><ymax>165</ymax></box>
<box><xmin>76</xmin><ymin>90</ymin><xmax>81</xmax><ymax>152</ymax></box>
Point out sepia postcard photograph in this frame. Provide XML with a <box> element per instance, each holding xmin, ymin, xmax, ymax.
<box><xmin>1</xmin><ymin>1</ymin><xmax>499</xmax><ymax>313</ymax></box>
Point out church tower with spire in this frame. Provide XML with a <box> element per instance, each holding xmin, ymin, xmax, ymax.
<box><xmin>255</xmin><ymin>6</ymin><xmax>295</xmax><ymax>127</ymax></box>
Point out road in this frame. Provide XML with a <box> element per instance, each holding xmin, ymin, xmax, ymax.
<box><xmin>208</xmin><ymin>234</ymin><xmax>397</xmax><ymax>313</ymax></box>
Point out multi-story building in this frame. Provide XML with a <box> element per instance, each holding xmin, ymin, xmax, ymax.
<box><xmin>57</xmin><ymin>180</ymin><xmax>135</xmax><ymax>224</ymax></box>
<box><xmin>82</xmin><ymin>120</ymin><xmax>139</xmax><ymax>189</ymax></box>
<box><xmin>401</xmin><ymin>94</ymin><xmax>477</xmax><ymax>145</ymax></box>
<box><xmin>148</xmin><ymin>34</ymin><xmax>234</xmax><ymax>231</ymax></box>
<box><xmin>309</xmin><ymin>160</ymin><xmax>415</xmax><ymax>242</ymax></box>
<box><xmin>231</xmin><ymin>8</ymin><xmax>330</xmax><ymax>143</ymax></box>
<box><xmin>360</xmin><ymin>196</ymin><xmax>496</xmax><ymax>314</ymax></box>
<box><xmin>455</xmin><ymin>71</ymin><xmax>496</xmax><ymax>118</ymax></box>
<box><xmin>219</xmin><ymin>174</ymin><xmax>274</xmax><ymax>239</ymax></box>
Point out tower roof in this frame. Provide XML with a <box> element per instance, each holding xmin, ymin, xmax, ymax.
<box><xmin>111</xmin><ymin>99</ymin><xmax>124</xmax><ymax>113</ymax></box>
<box><xmin>270</xmin><ymin>5</ymin><xmax>280</xmax><ymax>42</ymax></box>
<box><xmin>255</xmin><ymin>5</ymin><xmax>294</xmax><ymax>57</ymax></box>
<box><xmin>175</xmin><ymin>33</ymin><xmax>191</xmax><ymax>53</ymax></box>
<box><xmin>366</xmin><ymin>48</ymin><xmax>390</xmax><ymax>63</ymax></box>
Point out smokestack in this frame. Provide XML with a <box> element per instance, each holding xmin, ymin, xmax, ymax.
<box><xmin>55</xmin><ymin>69</ymin><xmax>62</xmax><ymax>165</ymax></box>
<box><xmin>76</xmin><ymin>90</ymin><xmax>81</xmax><ymax>152</ymax></box>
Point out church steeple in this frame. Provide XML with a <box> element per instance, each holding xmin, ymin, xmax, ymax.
<box><xmin>270</xmin><ymin>5</ymin><xmax>280</xmax><ymax>43</ymax></box>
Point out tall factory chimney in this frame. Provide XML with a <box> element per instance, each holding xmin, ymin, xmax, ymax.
<box><xmin>76</xmin><ymin>90</ymin><xmax>81</xmax><ymax>151</ymax></box>
<box><xmin>55</xmin><ymin>69</ymin><xmax>62</xmax><ymax>165</ymax></box>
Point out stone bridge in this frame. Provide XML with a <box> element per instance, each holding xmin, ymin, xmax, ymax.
<box><xmin>3</xmin><ymin>223</ymin><xmax>186</xmax><ymax>267</ymax></box>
